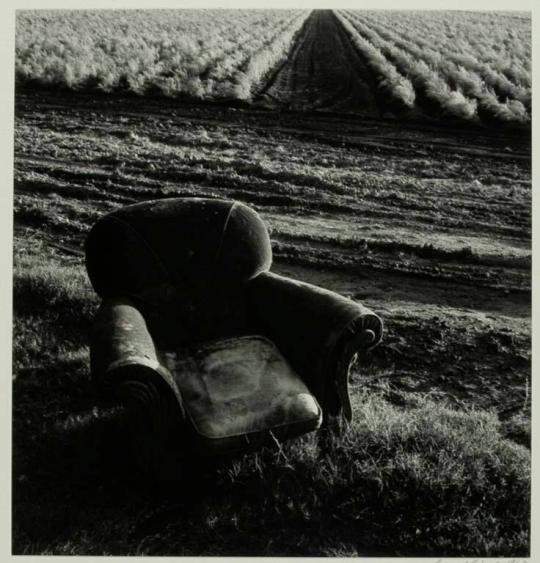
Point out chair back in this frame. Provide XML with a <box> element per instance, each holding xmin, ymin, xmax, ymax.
<box><xmin>85</xmin><ymin>197</ymin><xmax>272</xmax><ymax>346</ymax></box>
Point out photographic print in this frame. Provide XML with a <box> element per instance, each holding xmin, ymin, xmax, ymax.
<box><xmin>12</xmin><ymin>4</ymin><xmax>531</xmax><ymax>557</ymax></box>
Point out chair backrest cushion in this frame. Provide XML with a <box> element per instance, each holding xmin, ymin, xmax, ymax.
<box><xmin>85</xmin><ymin>197</ymin><xmax>272</xmax><ymax>345</ymax></box>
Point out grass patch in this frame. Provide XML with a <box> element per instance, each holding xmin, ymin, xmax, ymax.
<box><xmin>13</xmin><ymin>390</ymin><xmax>530</xmax><ymax>556</ymax></box>
<box><xmin>13</xmin><ymin>245</ymin><xmax>97</xmax><ymax>371</ymax></box>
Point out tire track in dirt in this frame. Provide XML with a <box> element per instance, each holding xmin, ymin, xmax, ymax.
<box><xmin>256</xmin><ymin>10</ymin><xmax>380</xmax><ymax>115</ymax></box>
<box><xmin>15</xmin><ymin>159</ymin><xmax>530</xmax><ymax>246</ymax></box>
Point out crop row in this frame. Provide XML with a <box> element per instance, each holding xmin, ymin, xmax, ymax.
<box><xmin>367</xmin><ymin>12</ymin><xmax>529</xmax><ymax>72</ymax></box>
<box><xmin>16</xmin><ymin>9</ymin><xmax>310</xmax><ymax>100</ymax></box>
<box><xmin>334</xmin><ymin>14</ymin><xmax>416</xmax><ymax>112</ymax></box>
<box><xmin>346</xmin><ymin>11</ymin><xmax>530</xmax><ymax>121</ymax></box>
<box><xmin>336</xmin><ymin>10</ymin><xmax>530</xmax><ymax>124</ymax></box>
<box><xmin>356</xmin><ymin>11</ymin><xmax>531</xmax><ymax>89</ymax></box>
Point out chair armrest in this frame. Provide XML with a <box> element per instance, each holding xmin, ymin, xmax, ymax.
<box><xmin>90</xmin><ymin>298</ymin><xmax>185</xmax><ymax>476</ymax></box>
<box><xmin>91</xmin><ymin>298</ymin><xmax>171</xmax><ymax>386</ymax></box>
<box><xmin>246</xmin><ymin>272</ymin><xmax>383</xmax><ymax>422</ymax></box>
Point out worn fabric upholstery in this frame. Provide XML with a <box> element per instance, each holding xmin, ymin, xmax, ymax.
<box><xmin>90</xmin><ymin>297</ymin><xmax>181</xmax><ymax>401</ymax></box>
<box><xmin>166</xmin><ymin>336</ymin><xmax>322</xmax><ymax>454</ymax></box>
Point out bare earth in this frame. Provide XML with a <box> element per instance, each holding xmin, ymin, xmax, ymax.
<box><xmin>256</xmin><ymin>11</ymin><xmax>381</xmax><ymax>114</ymax></box>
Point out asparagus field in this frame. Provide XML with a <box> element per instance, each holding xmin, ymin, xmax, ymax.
<box><xmin>13</xmin><ymin>7</ymin><xmax>531</xmax><ymax>558</ymax></box>
<box><xmin>16</xmin><ymin>9</ymin><xmax>310</xmax><ymax>101</ymax></box>
<box><xmin>16</xmin><ymin>9</ymin><xmax>531</xmax><ymax>125</ymax></box>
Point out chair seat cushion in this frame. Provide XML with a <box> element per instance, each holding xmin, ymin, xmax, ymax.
<box><xmin>166</xmin><ymin>336</ymin><xmax>322</xmax><ymax>452</ymax></box>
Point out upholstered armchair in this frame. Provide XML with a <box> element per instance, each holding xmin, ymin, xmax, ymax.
<box><xmin>86</xmin><ymin>197</ymin><xmax>383</xmax><ymax>467</ymax></box>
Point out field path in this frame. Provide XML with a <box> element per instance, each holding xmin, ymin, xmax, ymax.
<box><xmin>257</xmin><ymin>10</ymin><xmax>380</xmax><ymax>114</ymax></box>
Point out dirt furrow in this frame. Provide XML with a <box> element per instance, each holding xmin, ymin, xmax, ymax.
<box><xmin>257</xmin><ymin>10</ymin><xmax>379</xmax><ymax>114</ymax></box>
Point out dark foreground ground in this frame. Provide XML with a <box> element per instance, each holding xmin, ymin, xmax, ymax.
<box><xmin>12</xmin><ymin>90</ymin><xmax>531</xmax><ymax>555</ymax></box>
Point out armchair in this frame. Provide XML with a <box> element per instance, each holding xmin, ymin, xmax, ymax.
<box><xmin>85</xmin><ymin>197</ymin><xmax>383</xmax><ymax>465</ymax></box>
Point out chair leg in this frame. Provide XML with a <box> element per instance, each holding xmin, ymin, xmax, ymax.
<box><xmin>329</xmin><ymin>319</ymin><xmax>379</xmax><ymax>424</ymax></box>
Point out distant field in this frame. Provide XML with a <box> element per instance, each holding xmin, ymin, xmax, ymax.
<box><xmin>16</xmin><ymin>10</ymin><xmax>531</xmax><ymax>125</ymax></box>
<box><xmin>16</xmin><ymin>10</ymin><xmax>310</xmax><ymax>101</ymax></box>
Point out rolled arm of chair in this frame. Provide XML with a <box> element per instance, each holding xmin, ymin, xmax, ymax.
<box><xmin>247</xmin><ymin>272</ymin><xmax>383</xmax><ymax>422</ymax></box>
<box><xmin>90</xmin><ymin>298</ymin><xmax>174</xmax><ymax>390</ymax></box>
<box><xmin>91</xmin><ymin>298</ymin><xmax>155</xmax><ymax>377</ymax></box>
<box><xmin>90</xmin><ymin>298</ymin><xmax>185</xmax><ymax>474</ymax></box>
